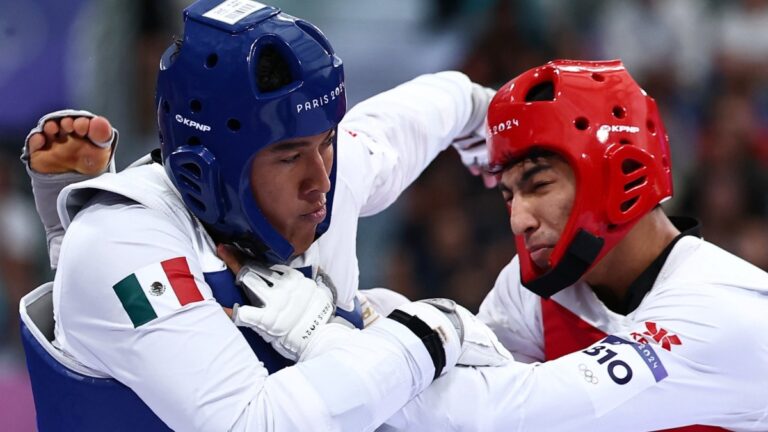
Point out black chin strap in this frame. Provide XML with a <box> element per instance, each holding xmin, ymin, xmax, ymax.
<box><xmin>523</xmin><ymin>229</ymin><xmax>604</xmax><ymax>298</ymax></box>
<box><xmin>150</xmin><ymin>148</ymin><xmax>163</xmax><ymax>164</ymax></box>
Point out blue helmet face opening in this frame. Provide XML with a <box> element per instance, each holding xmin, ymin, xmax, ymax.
<box><xmin>237</xmin><ymin>129</ymin><xmax>340</xmax><ymax>262</ymax></box>
<box><xmin>156</xmin><ymin>0</ymin><xmax>346</xmax><ymax>263</ymax></box>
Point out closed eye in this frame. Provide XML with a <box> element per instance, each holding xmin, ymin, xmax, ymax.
<box><xmin>322</xmin><ymin>132</ymin><xmax>335</xmax><ymax>148</ymax></box>
<box><xmin>532</xmin><ymin>180</ymin><xmax>553</xmax><ymax>191</ymax></box>
<box><xmin>280</xmin><ymin>153</ymin><xmax>300</xmax><ymax>163</ymax></box>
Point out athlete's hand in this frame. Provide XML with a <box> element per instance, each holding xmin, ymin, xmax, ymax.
<box><xmin>452</xmin><ymin>83</ymin><xmax>497</xmax><ymax>188</ymax></box>
<box><xmin>391</xmin><ymin>299</ymin><xmax>512</xmax><ymax>373</ymax></box>
<box><xmin>218</xmin><ymin>245</ymin><xmax>335</xmax><ymax>361</ymax></box>
<box><xmin>437</xmin><ymin>299</ymin><xmax>513</xmax><ymax>367</ymax></box>
<box><xmin>234</xmin><ymin>264</ymin><xmax>335</xmax><ymax>361</ymax></box>
<box><xmin>27</xmin><ymin>111</ymin><xmax>114</xmax><ymax>175</ymax></box>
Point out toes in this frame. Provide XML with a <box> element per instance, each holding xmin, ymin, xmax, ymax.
<box><xmin>88</xmin><ymin>116</ymin><xmax>113</xmax><ymax>147</ymax></box>
<box><xmin>73</xmin><ymin>117</ymin><xmax>89</xmax><ymax>137</ymax></box>
<box><xmin>60</xmin><ymin>117</ymin><xmax>74</xmax><ymax>134</ymax></box>
<box><xmin>28</xmin><ymin>133</ymin><xmax>46</xmax><ymax>153</ymax></box>
<box><xmin>42</xmin><ymin>120</ymin><xmax>60</xmax><ymax>142</ymax></box>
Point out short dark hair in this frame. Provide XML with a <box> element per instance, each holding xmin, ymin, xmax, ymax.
<box><xmin>495</xmin><ymin>148</ymin><xmax>558</xmax><ymax>173</ymax></box>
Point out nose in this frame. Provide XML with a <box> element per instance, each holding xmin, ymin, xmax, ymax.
<box><xmin>301</xmin><ymin>149</ymin><xmax>332</xmax><ymax>200</ymax></box>
<box><xmin>508</xmin><ymin>197</ymin><xmax>538</xmax><ymax>237</ymax></box>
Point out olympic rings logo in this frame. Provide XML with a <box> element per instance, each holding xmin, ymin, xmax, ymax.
<box><xmin>579</xmin><ymin>363</ymin><xmax>599</xmax><ymax>385</ymax></box>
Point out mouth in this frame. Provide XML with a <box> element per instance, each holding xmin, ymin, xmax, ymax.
<box><xmin>527</xmin><ymin>243</ymin><xmax>553</xmax><ymax>269</ymax></box>
<box><xmin>527</xmin><ymin>243</ymin><xmax>550</xmax><ymax>253</ymax></box>
<box><xmin>300</xmin><ymin>201</ymin><xmax>327</xmax><ymax>224</ymax></box>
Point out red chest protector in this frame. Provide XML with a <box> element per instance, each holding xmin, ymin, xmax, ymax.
<box><xmin>541</xmin><ymin>298</ymin><xmax>726</xmax><ymax>432</ymax></box>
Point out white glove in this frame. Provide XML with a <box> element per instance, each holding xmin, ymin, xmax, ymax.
<box><xmin>420</xmin><ymin>298</ymin><xmax>511</xmax><ymax>368</ymax></box>
<box><xmin>231</xmin><ymin>264</ymin><xmax>335</xmax><ymax>361</ymax></box>
<box><xmin>436</xmin><ymin>299</ymin><xmax>512</xmax><ymax>367</ymax></box>
<box><xmin>389</xmin><ymin>299</ymin><xmax>512</xmax><ymax>379</ymax></box>
<box><xmin>452</xmin><ymin>83</ymin><xmax>498</xmax><ymax>188</ymax></box>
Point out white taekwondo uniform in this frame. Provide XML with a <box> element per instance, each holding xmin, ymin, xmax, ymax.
<box><xmin>52</xmin><ymin>71</ymin><xmax>478</xmax><ymax>431</ymax></box>
<box><xmin>383</xmin><ymin>220</ymin><xmax>768</xmax><ymax>431</ymax></box>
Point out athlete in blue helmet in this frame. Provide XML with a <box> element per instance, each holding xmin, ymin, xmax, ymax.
<box><xmin>154</xmin><ymin>4</ymin><xmax>347</xmax><ymax>263</ymax></box>
<box><xmin>20</xmin><ymin>0</ymin><xmax>508</xmax><ymax>430</ymax></box>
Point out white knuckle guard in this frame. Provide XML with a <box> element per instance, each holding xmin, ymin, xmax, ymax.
<box><xmin>390</xmin><ymin>299</ymin><xmax>512</xmax><ymax>377</ymax></box>
<box><xmin>455</xmin><ymin>144</ymin><xmax>490</xmax><ymax>169</ymax></box>
<box><xmin>452</xmin><ymin>304</ymin><xmax>513</xmax><ymax>367</ymax></box>
<box><xmin>236</xmin><ymin>264</ymin><xmax>274</xmax><ymax>306</ymax></box>
<box><xmin>232</xmin><ymin>264</ymin><xmax>335</xmax><ymax>361</ymax></box>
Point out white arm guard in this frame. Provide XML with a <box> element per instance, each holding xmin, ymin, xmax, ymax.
<box><xmin>359</xmin><ymin>287</ymin><xmax>410</xmax><ymax>318</ymax></box>
<box><xmin>20</xmin><ymin>109</ymin><xmax>118</xmax><ymax>269</ymax></box>
<box><xmin>298</xmin><ymin>299</ymin><xmax>463</xmax><ymax>382</ymax></box>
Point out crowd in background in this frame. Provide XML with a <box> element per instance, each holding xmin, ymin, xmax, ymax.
<box><xmin>1</xmin><ymin>0</ymin><xmax>767</xmax><ymax>428</ymax></box>
<box><xmin>384</xmin><ymin>0</ymin><xmax>768</xmax><ymax>311</ymax></box>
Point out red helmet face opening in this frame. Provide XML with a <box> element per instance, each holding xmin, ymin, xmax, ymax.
<box><xmin>487</xmin><ymin>60</ymin><xmax>673</xmax><ymax>297</ymax></box>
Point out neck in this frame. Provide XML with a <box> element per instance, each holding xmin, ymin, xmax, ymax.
<box><xmin>584</xmin><ymin>209</ymin><xmax>680</xmax><ymax>313</ymax></box>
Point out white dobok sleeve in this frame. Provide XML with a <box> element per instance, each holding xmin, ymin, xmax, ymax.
<box><xmin>383</xmin><ymin>284</ymin><xmax>768</xmax><ymax>431</ymax></box>
<box><xmin>54</xmin><ymin>200</ymin><xmax>437</xmax><ymax>432</ymax></box>
<box><xmin>338</xmin><ymin>71</ymin><xmax>475</xmax><ymax>216</ymax></box>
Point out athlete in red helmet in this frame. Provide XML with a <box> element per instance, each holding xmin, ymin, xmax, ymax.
<box><xmin>381</xmin><ymin>60</ymin><xmax>768</xmax><ymax>431</ymax></box>
<box><xmin>21</xmin><ymin>56</ymin><xmax>768</xmax><ymax>430</ymax></box>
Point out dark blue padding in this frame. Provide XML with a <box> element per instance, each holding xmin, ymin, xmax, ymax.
<box><xmin>20</xmin><ymin>269</ymin><xmax>295</xmax><ymax>431</ymax></box>
<box><xmin>335</xmin><ymin>295</ymin><xmax>364</xmax><ymax>330</ymax></box>
<box><xmin>204</xmin><ymin>269</ymin><xmax>294</xmax><ymax>372</ymax></box>
<box><xmin>20</xmin><ymin>319</ymin><xmax>171</xmax><ymax>431</ymax></box>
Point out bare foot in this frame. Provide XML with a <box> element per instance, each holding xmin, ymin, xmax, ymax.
<box><xmin>28</xmin><ymin>116</ymin><xmax>113</xmax><ymax>175</ymax></box>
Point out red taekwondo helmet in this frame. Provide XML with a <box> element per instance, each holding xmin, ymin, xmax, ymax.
<box><xmin>487</xmin><ymin>60</ymin><xmax>673</xmax><ymax>298</ymax></box>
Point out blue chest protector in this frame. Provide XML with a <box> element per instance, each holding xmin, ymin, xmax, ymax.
<box><xmin>20</xmin><ymin>268</ymin><xmax>363</xmax><ymax>431</ymax></box>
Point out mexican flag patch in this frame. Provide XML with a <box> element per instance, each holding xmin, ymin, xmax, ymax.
<box><xmin>113</xmin><ymin>257</ymin><xmax>204</xmax><ymax>328</ymax></box>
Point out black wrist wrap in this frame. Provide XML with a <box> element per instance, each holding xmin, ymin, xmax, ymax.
<box><xmin>387</xmin><ymin>309</ymin><xmax>446</xmax><ymax>380</ymax></box>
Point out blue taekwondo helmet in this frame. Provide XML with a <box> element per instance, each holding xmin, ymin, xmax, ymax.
<box><xmin>156</xmin><ymin>0</ymin><xmax>346</xmax><ymax>263</ymax></box>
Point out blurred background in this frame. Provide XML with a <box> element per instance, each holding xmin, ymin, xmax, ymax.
<box><xmin>1</xmin><ymin>0</ymin><xmax>767</xmax><ymax>429</ymax></box>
